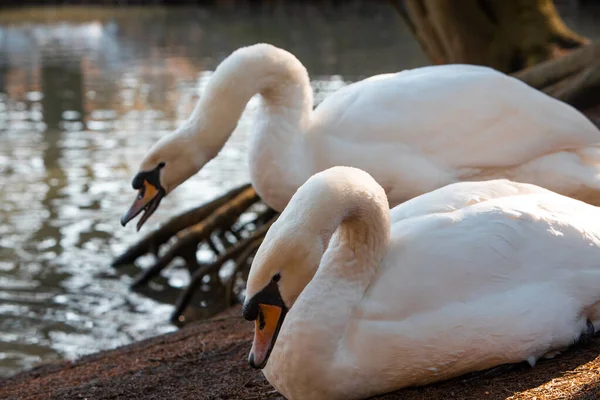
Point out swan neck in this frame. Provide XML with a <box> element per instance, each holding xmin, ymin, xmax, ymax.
<box><xmin>186</xmin><ymin>44</ymin><xmax>313</xmax><ymax>158</ymax></box>
<box><xmin>319</xmin><ymin>184</ymin><xmax>391</xmax><ymax>281</ymax></box>
<box><xmin>311</xmin><ymin>200</ymin><xmax>390</xmax><ymax>314</ymax></box>
<box><xmin>265</xmin><ymin>174</ymin><xmax>391</xmax><ymax>393</ymax></box>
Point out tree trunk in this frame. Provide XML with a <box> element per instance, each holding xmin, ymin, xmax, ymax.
<box><xmin>393</xmin><ymin>0</ymin><xmax>588</xmax><ymax>74</ymax></box>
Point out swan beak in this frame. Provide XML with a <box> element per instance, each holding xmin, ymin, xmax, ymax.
<box><xmin>248</xmin><ymin>303</ymin><xmax>286</xmax><ymax>369</ymax></box>
<box><xmin>243</xmin><ymin>279</ymin><xmax>288</xmax><ymax>369</ymax></box>
<box><xmin>120</xmin><ymin>181</ymin><xmax>164</xmax><ymax>231</ymax></box>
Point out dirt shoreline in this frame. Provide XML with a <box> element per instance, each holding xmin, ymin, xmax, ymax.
<box><xmin>1</xmin><ymin>305</ymin><xmax>600</xmax><ymax>400</ymax></box>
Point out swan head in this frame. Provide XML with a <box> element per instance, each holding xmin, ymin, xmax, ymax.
<box><xmin>242</xmin><ymin>201</ymin><xmax>327</xmax><ymax>369</ymax></box>
<box><xmin>120</xmin><ymin>130</ymin><xmax>208</xmax><ymax>230</ymax></box>
<box><xmin>242</xmin><ymin>166</ymin><xmax>390</xmax><ymax>370</ymax></box>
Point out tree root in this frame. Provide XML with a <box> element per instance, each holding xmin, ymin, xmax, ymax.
<box><xmin>171</xmin><ymin>218</ymin><xmax>275</xmax><ymax>325</ymax></box>
<box><xmin>112</xmin><ymin>183</ymin><xmax>279</xmax><ymax>324</ymax></box>
<box><xmin>391</xmin><ymin>0</ymin><xmax>590</xmax><ymax>74</ymax></box>
<box><xmin>112</xmin><ymin>183</ymin><xmax>252</xmax><ymax>266</ymax></box>
<box><xmin>512</xmin><ymin>41</ymin><xmax>600</xmax><ymax>109</ymax></box>
<box><xmin>512</xmin><ymin>40</ymin><xmax>600</xmax><ymax>88</ymax></box>
<box><xmin>390</xmin><ymin>0</ymin><xmax>600</xmax><ymax>108</ymax></box>
<box><xmin>129</xmin><ymin>185</ymin><xmax>261</xmax><ymax>287</ymax></box>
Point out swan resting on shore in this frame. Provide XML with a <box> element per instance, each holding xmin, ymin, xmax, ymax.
<box><xmin>243</xmin><ymin>166</ymin><xmax>600</xmax><ymax>400</ymax></box>
<box><xmin>120</xmin><ymin>43</ymin><xmax>600</xmax><ymax>231</ymax></box>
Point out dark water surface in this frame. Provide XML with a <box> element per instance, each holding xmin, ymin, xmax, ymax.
<box><xmin>0</xmin><ymin>2</ymin><xmax>598</xmax><ymax>378</ymax></box>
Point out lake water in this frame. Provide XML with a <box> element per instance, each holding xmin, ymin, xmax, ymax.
<box><xmin>0</xmin><ymin>1</ymin><xmax>599</xmax><ymax>378</ymax></box>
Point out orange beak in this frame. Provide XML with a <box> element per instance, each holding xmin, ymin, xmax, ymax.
<box><xmin>248</xmin><ymin>303</ymin><xmax>286</xmax><ymax>369</ymax></box>
<box><xmin>120</xmin><ymin>181</ymin><xmax>164</xmax><ymax>231</ymax></box>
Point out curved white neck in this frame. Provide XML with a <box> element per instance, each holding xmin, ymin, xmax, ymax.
<box><xmin>183</xmin><ymin>44</ymin><xmax>313</xmax><ymax>162</ymax></box>
<box><xmin>291</xmin><ymin>186</ymin><xmax>390</xmax><ymax>347</ymax></box>
<box><xmin>265</xmin><ymin>169</ymin><xmax>391</xmax><ymax>393</ymax></box>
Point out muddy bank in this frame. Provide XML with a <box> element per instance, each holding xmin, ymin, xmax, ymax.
<box><xmin>1</xmin><ymin>305</ymin><xmax>600</xmax><ymax>400</ymax></box>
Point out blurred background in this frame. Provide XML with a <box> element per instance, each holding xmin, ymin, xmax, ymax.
<box><xmin>0</xmin><ymin>0</ymin><xmax>598</xmax><ymax>379</ymax></box>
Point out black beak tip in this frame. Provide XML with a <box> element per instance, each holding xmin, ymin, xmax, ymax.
<box><xmin>248</xmin><ymin>352</ymin><xmax>268</xmax><ymax>369</ymax></box>
<box><xmin>120</xmin><ymin>216</ymin><xmax>128</xmax><ymax>227</ymax></box>
<box><xmin>242</xmin><ymin>300</ymin><xmax>258</xmax><ymax>322</ymax></box>
<box><xmin>248</xmin><ymin>353</ymin><xmax>258</xmax><ymax>369</ymax></box>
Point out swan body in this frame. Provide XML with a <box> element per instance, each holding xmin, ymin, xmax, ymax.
<box><xmin>121</xmin><ymin>43</ymin><xmax>600</xmax><ymax>230</ymax></box>
<box><xmin>243</xmin><ymin>167</ymin><xmax>600</xmax><ymax>400</ymax></box>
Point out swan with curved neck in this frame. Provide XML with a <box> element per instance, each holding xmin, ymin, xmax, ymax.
<box><xmin>121</xmin><ymin>43</ymin><xmax>600</xmax><ymax>230</ymax></box>
<box><xmin>243</xmin><ymin>166</ymin><xmax>600</xmax><ymax>400</ymax></box>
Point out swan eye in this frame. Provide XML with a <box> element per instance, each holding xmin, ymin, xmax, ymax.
<box><xmin>272</xmin><ymin>273</ymin><xmax>281</xmax><ymax>282</ymax></box>
<box><xmin>158</xmin><ymin>162</ymin><xmax>166</xmax><ymax>169</ymax></box>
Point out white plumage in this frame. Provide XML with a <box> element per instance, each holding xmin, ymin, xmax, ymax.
<box><xmin>244</xmin><ymin>167</ymin><xmax>600</xmax><ymax>400</ymax></box>
<box><xmin>128</xmin><ymin>43</ymin><xmax>600</xmax><ymax>227</ymax></box>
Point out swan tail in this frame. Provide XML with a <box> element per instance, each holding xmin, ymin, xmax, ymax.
<box><xmin>511</xmin><ymin>147</ymin><xmax>600</xmax><ymax>206</ymax></box>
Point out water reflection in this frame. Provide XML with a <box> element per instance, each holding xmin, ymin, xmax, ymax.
<box><xmin>0</xmin><ymin>3</ymin><xmax>427</xmax><ymax>378</ymax></box>
<box><xmin>0</xmin><ymin>1</ymin><xmax>598</xmax><ymax>379</ymax></box>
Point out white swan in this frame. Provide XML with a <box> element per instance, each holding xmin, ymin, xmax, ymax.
<box><xmin>243</xmin><ymin>166</ymin><xmax>600</xmax><ymax>400</ymax></box>
<box><xmin>120</xmin><ymin>43</ymin><xmax>600</xmax><ymax>230</ymax></box>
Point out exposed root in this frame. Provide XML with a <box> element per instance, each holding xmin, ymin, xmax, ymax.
<box><xmin>548</xmin><ymin>59</ymin><xmax>600</xmax><ymax>109</ymax></box>
<box><xmin>129</xmin><ymin>185</ymin><xmax>261</xmax><ymax>288</ymax></box>
<box><xmin>171</xmin><ymin>217</ymin><xmax>276</xmax><ymax>325</ymax></box>
<box><xmin>112</xmin><ymin>183</ymin><xmax>252</xmax><ymax>266</ymax></box>
<box><xmin>389</xmin><ymin>0</ymin><xmax>600</xmax><ymax>108</ymax></box>
<box><xmin>223</xmin><ymin>236</ymin><xmax>267</xmax><ymax>307</ymax></box>
<box><xmin>512</xmin><ymin>40</ymin><xmax>600</xmax><ymax>108</ymax></box>
<box><xmin>112</xmin><ymin>183</ymin><xmax>279</xmax><ymax>325</ymax></box>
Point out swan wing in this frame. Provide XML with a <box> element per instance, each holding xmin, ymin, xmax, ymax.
<box><xmin>389</xmin><ymin>179</ymin><xmax>553</xmax><ymax>222</ymax></box>
<box><xmin>364</xmin><ymin>190</ymin><xmax>600</xmax><ymax>320</ymax></box>
<box><xmin>342</xmin><ymin>191</ymin><xmax>600</xmax><ymax>392</ymax></box>
<box><xmin>311</xmin><ymin>64</ymin><xmax>600</xmax><ymax>169</ymax></box>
